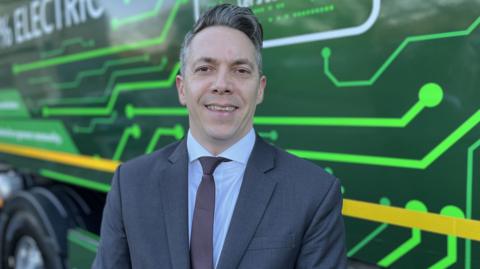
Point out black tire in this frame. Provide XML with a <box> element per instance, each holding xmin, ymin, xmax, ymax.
<box><xmin>0</xmin><ymin>190</ymin><xmax>67</xmax><ymax>269</ymax></box>
<box><xmin>2</xmin><ymin>210</ymin><xmax>63</xmax><ymax>269</ymax></box>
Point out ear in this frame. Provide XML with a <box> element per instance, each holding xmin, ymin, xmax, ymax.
<box><xmin>176</xmin><ymin>74</ymin><xmax>187</xmax><ymax>105</ymax></box>
<box><xmin>256</xmin><ymin>75</ymin><xmax>266</xmax><ymax>105</ymax></box>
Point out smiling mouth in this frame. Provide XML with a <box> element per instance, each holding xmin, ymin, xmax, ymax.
<box><xmin>205</xmin><ymin>104</ymin><xmax>238</xmax><ymax>112</ymax></box>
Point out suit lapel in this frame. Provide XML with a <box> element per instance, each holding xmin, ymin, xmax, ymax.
<box><xmin>158</xmin><ymin>139</ymin><xmax>190</xmax><ymax>269</ymax></box>
<box><xmin>217</xmin><ymin>137</ymin><xmax>277</xmax><ymax>269</ymax></box>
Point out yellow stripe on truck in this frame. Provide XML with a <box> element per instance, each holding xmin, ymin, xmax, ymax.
<box><xmin>0</xmin><ymin>142</ymin><xmax>118</xmax><ymax>173</ymax></box>
<box><xmin>343</xmin><ymin>199</ymin><xmax>480</xmax><ymax>241</ymax></box>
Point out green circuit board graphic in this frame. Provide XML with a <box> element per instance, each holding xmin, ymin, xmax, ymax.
<box><xmin>1</xmin><ymin>0</ymin><xmax>480</xmax><ymax>268</ymax></box>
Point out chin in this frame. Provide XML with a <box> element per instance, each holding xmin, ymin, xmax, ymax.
<box><xmin>206</xmin><ymin>127</ymin><xmax>239</xmax><ymax>142</ymax></box>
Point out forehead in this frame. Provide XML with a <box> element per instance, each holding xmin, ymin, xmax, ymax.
<box><xmin>188</xmin><ymin>26</ymin><xmax>257</xmax><ymax>65</ymax></box>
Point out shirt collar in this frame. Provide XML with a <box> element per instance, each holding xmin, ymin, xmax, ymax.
<box><xmin>187</xmin><ymin>128</ymin><xmax>256</xmax><ymax>165</ymax></box>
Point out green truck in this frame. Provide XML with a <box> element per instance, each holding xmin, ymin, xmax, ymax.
<box><xmin>0</xmin><ymin>0</ymin><xmax>479</xmax><ymax>268</ymax></box>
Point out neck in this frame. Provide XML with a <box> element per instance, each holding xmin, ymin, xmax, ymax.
<box><xmin>190</xmin><ymin>129</ymin><xmax>252</xmax><ymax>156</ymax></box>
<box><xmin>195</xmin><ymin>136</ymin><xmax>237</xmax><ymax>156</ymax></box>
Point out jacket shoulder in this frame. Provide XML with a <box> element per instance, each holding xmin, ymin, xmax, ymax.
<box><xmin>116</xmin><ymin>140</ymin><xmax>182</xmax><ymax>178</ymax></box>
<box><xmin>122</xmin><ymin>141</ymin><xmax>181</xmax><ymax>170</ymax></box>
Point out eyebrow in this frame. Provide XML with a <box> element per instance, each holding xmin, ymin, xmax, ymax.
<box><xmin>232</xmin><ymin>59</ymin><xmax>255</xmax><ymax>69</ymax></box>
<box><xmin>193</xmin><ymin>57</ymin><xmax>217</xmax><ymax>65</ymax></box>
<box><xmin>192</xmin><ymin>57</ymin><xmax>255</xmax><ymax>69</ymax></box>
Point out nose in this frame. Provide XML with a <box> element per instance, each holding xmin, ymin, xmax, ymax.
<box><xmin>211</xmin><ymin>68</ymin><xmax>232</xmax><ymax>95</ymax></box>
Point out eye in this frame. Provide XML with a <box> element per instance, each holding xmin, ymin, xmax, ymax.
<box><xmin>235</xmin><ymin>67</ymin><xmax>252</xmax><ymax>75</ymax></box>
<box><xmin>194</xmin><ymin>65</ymin><xmax>212</xmax><ymax>73</ymax></box>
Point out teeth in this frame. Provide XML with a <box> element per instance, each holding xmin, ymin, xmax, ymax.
<box><xmin>207</xmin><ymin>105</ymin><xmax>236</xmax><ymax>112</ymax></box>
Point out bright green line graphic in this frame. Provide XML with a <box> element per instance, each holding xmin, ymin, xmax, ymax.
<box><xmin>377</xmin><ymin>200</ymin><xmax>427</xmax><ymax>267</ymax></box>
<box><xmin>68</xmin><ymin>229</ymin><xmax>99</xmax><ymax>253</ymax></box>
<box><xmin>428</xmin><ymin>206</ymin><xmax>464</xmax><ymax>269</ymax></box>
<box><xmin>258</xmin><ymin>130</ymin><xmax>279</xmax><ymax>141</ymax></box>
<box><xmin>347</xmin><ymin>197</ymin><xmax>391</xmax><ymax>257</ymax></box>
<box><xmin>255</xmin><ymin>81</ymin><xmax>444</xmax><ymax>127</ymax></box>
<box><xmin>254</xmin><ymin>102</ymin><xmax>424</xmax><ymax>127</ymax></box>
<box><xmin>378</xmin><ymin>227</ymin><xmax>420</xmax><ymax>266</ymax></box>
<box><xmin>112</xmin><ymin>0</ymin><xmax>165</xmax><ymax>29</ymax></box>
<box><xmin>40</xmin><ymin>37</ymin><xmax>95</xmax><ymax>59</ymax></box>
<box><xmin>68</xmin><ymin>234</ymin><xmax>97</xmax><ymax>253</ymax></box>
<box><xmin>322</xmin><ymin>16</ymin><xmax>480</xmax><ymax>87</ymax></box>
<box><xmin>72</xmin><ymin>112</ymin><xmax>119</xmax><ymax>134</ymax></box>
<box><xmin>429</xmin><ymin>236</ymin><xmax>457</xmax><ymax>269</ymax></box>
<box><xmin>287</xmin><ymin>109</ymin><xmax>480</xmax><ymax>169</ymax></box>
<box><xmin>12</xmin><ymin>0</ymin><xmax>187</xmax><ymax>74</ymax></box>
<box><xmin>70</xmin><ymin>228</ymin><xmax>100</xmax><ymax>242</ymax></box>
<box><xmin>112</xmin><ymin>124</ymin><xmax>142</xmax><ymax>161</ymax></box>
<box><xmin>29</xmin><ymin>54</ymin><xmax>150</xmax><ymax>90</ymax></box>
<box><xmin>348</xmin><ymin>223</ymin><xmax>388</xmax><ymax>258</ymax></box>
<box><xmin>145</xmin><ymin>124</ymin><xmax>184</xmax><ymax>153</ymax></box>
<box><xmin>126</xmin><ymin>103</ymin><xmax>428</xmax><ymax>128</ymax></box>
<box><xmin>465</xmin><ymin>139</ymin><xmax>480</xmax><ymax>269</ymax></box>
<box><xmin>40</xmin><ymin>169</ymin><xmax>110</xmax><ymax>192</ymax></box>
<box><xmin>42</xmin><ymin>62</ymin><xmax>179</xmax><ymax>117</ymax></box>
<box><xmin>465</xmin><ymin>139</ymin><xmax>480</xmax><ymax>219</ymax></box>
<box><xmin>325</xmin><ymin>167</ymin><xmax>334</xmax><ymax>176</ymax></box>
<box><xmin>38</xmin><ymin>57</ymin><xmax>168</xmax><ymax>107</ymax></box>
<box><xmin>125</xmin><ymin>104</ymin><xmax>188</xmax><ymax>118</ymax></box>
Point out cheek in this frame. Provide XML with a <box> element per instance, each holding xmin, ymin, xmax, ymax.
<box><xmin>188</xmin><ymin>80</ymin><xmax>210</xmax><ymax>100</ymax></box>
<box><xmin>181</xmin><ymin>87</ymin><xmax>196</xmax><ymax>105</ymax></box>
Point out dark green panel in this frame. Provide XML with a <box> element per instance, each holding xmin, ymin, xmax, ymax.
<box><xmin>67</xmin><ymin>229</ymin><xmax>99</xmax><ymax>269</ymax></box>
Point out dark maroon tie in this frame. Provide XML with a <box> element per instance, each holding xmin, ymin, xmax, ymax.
<box><xmin>190</xmin><ymin>157</ymin><xmax>230</xmax><ymax>269</ymax></box>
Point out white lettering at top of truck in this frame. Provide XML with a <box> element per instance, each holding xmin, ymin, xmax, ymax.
<box><xmin>0</xmin><ymin>0</ymin><xmax>104</xmax><ymax>48</ymax></box>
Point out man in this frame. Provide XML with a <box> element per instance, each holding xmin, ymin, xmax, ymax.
<box><xmin>93</xmin><ymin>4</ymin><xmax>346</xmax><ymax>269</ymax></box>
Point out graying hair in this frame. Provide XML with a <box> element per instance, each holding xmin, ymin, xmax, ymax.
<box><xmin>179</xmin><ymin>4</ymin><xmax>264</xmax><ymax>75</ymax></box>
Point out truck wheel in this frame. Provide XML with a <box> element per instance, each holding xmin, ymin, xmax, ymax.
<box><xmin>0</xmin><ymin>189</ymin><xmax>67</xmax><ymax>269</ymax></box>
<box><xmin>3</xmin><ymin>210</ymin><xmax>63</xmax><ymax>269</ymax></box>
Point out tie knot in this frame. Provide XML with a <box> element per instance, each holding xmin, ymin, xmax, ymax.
<box><xmin>198</xmin><ymin>156</ymin><xmax>230</xmax><ymax>176</ymax></box>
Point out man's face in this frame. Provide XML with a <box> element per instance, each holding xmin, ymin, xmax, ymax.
<box><xmin>176</xmin><ymin>26</ymin><xmax>266</xmax><ymax>153</ymax></box>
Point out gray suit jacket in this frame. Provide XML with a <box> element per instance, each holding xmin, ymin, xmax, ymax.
<box><xmin>92</xmin><ymin>136</ymin><xmax>346</xmax><ymax>268</ymax></box>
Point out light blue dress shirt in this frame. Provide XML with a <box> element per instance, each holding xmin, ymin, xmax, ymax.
<box><xmin>187</xmin><ymin>128</ymin><xmax>256</xmax><ymax>268</ymax></box>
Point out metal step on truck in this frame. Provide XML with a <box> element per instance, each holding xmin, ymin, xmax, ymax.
<box><xmin>0</xmin><ymin>0</ymin><xmax>479</xmax><ymax>268</ymax></box>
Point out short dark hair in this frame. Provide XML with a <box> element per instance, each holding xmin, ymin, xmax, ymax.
<box><xmin>179</xmin><ymin>4</ymin><xmax>264</xmax><ymax>75</ymax></box>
